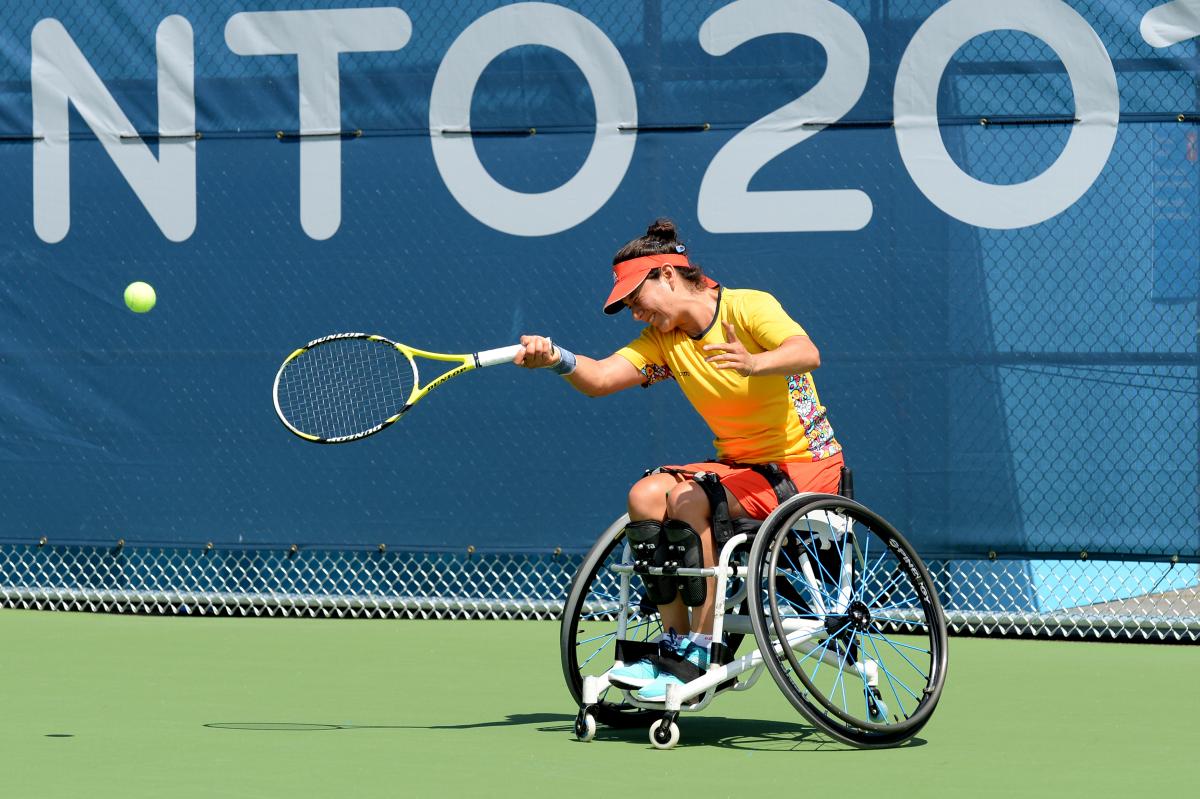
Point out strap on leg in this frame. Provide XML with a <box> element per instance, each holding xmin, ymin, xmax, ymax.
<box><xmin>693</xmin><ymin>472</ymin><xmax>735</xmax><ymax>549</ymax></box>
<box><xmin>624</xmin><ymin>520</ymin><xmax>678</xmax><ymax>606</ymax></box>
<box><xmin>663</xmin><ymin>519</ymin><xmax>706</xmax><ymax>607</ymax></box>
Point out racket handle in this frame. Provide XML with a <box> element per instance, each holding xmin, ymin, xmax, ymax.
<box><xmin>475</xmin><ymin>344</ymin><xmax>524</xmax><ymax>368</ymax></box>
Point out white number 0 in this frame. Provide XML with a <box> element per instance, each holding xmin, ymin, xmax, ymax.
<box><xmin>894</xmin><ymin>0</ymin><xmax>1119</xmax><ymax>229</ymax></box>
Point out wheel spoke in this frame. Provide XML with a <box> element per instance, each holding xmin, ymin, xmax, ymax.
<box><xmin>863</xmin><ymin>629</ymin><xmax>932</xmax><ymax>678</ymax></box>
<box><xmin>830</xmin><ymin>635</ymin><xmax>855</xmax><ymax>714</ymax></box>
<box><xmin>799</xmin><ymin>619</ymin><xmax>851</xmax><ymax>680</ymax></box>
<box><xmin>854</xmin><ymin>533</ymin><xmax>873</xmax><ymax>603</ymax></box>
<box><xmin>782</xmin><ymin>544</ymin><xmax>830</xmax><ymax>611</ymax></box>
<box><xmin>858</xmin><ymin>548</ymin><xmax>891</xmax><ymax>603</ymax></box>
<box><xmin>862</xmin><ymin>632</ymin><xmax>926</xmax><ymax>703</ymax></box>
<box><xmin>854</xmin><ymin>631</ymin><xmax>878</xmax><ymax>721</ymax></box>
<box><xmin>864</xmin><ymin>630</ymin><xmax>914</xmax><ymax>720</ymax></box>
<box><xmin>578</xmin><ymin>633</ymin><xmax>617</xmax><ymax>669</ymax></box>
<box><xmin>794</xmin><ymin>518</ymin><xmax>843</xmax><ymax>594</ymax></box>
<box><xmin>864</xmin><ymin>567</ymin><xmax>909</xmax><ymax>611</ymax></box>
<box><xmin>783</xmin><ymin>543</ymin><xmax>836</xmax><ymax>617</ymax></box>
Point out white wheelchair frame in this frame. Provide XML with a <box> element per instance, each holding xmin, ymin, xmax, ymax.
<box><xmin>577</xmin><ymin>492</ymin><xmax>884</xmax><ymax>750</ymax></box>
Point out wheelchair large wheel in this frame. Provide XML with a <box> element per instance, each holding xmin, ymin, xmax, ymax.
<box><xmin>561</xmin><ymin>514</ymin><xmax>751</xmax><ymax>730</ymax></box>
<box><xmin>747</xmin><ymin>494</ymin><xmax>948</xmax><ymax>748</ymax></box>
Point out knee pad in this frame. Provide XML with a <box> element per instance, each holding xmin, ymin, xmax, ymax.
<box><xmin>663</xmin><ymin>520</ymin><xmax>707</xmax><ymax>607</ymax></box>
<box><xmin>624</xmin><ymin>520</ymin><xmax>678</xmax><ymax>606</ymax></box>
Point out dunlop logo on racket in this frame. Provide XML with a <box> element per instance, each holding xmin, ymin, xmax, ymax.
<box><xmin>272</xmin><ymin>333</ymin><xmax>521</xmax><ymax>444</ymax></box>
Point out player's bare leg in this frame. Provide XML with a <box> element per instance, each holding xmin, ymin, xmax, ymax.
<box><xmin>628</xmin><ymin>473</ymin><xmax>750</xmax><ymax>635</ymax></box>
<box><xmin>663</xmin><ymin>482</ymin><xmax>748</xmax><ymax>635</ymax></box>
<box><xmin>627</xmin><ymin>473</ymin><xmax>690</xmax><ymax>634</ymax></box>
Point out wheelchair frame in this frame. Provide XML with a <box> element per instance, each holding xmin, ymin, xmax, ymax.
<box><xmin>564</xmin><ymin>490</ymin><xmax>949</xmax><ymax>750</ymax></box>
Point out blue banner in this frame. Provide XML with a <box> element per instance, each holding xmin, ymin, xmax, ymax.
<box><xmin>0</xmin><ymin>0</ymin><xmax>1195</xmax><ymax>559</ymax></box>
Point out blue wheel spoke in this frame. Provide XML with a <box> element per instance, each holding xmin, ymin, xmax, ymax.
<box><xmin>793</xmin><ymin>518</ymin><xmax>842</xmax><ymax>598</ymax></box>
<box><xmin>864</xmin><ymin>568</ymin><xmax>907</xmax><ymax>610</ymax></box>
<box><xmin>864</xmin><ymin>632</ymin><xmax>913</xmax><ymax>719</ymax></box>
<box><xmin>578</xmin><ymin>609</ymin><xmax>622</xmax><ymax>621</ymax></box>
<box><xmin>830</xmin><ymin>634</ymin><xmax>855</xmax><ymax>714</ymax></box>
<box><xmin>805</xmin><ymin>635</ymin><xmax>838</xmax><ymax>682</ymax></box>
<box><xmin>854</xmin><ymin>632</ymin><xmax>878</xmax><ymax>721</ymax></box>
<box><xmin>866</xmin><ymin>634</ymin><xmax>930</xmax><ymax>656</ymax></box>
<box><xmin>638</xmin><ymin>619</ymin><xmax>662</xmax><ymax>641</ymax></box>
<box><xmin>862</xmin><ymin>632</ymin><xmax>928</xmax><ymax>698</ymax></box>
<box><xmin>775</xmin><ymin>575</ymin><xmax>820</xmax><ymax>616</ymax></box>
<box><xmin>858</xmin><ymin>549</ymin><xmax>891</xmax><ymax>603</ymax></box>
<box><xmin>799</xmin><ymin>620</ymin><xmax>851</xmax><ymax>680</ymax></box>
<box><xmin>781</xmin><ymin>547</ymin><xmax>831</xmax><ymax>614</ymax></box>
<box><xmin>855</xmin><ymin>534</ymin><xmax>874</xmax><ymax>603</ymax></box>
<box><xmin>578</xmin><ymin>633</ymin><xmax>617</xmax><ymax>669</ymax></box>
<box><xmin>870</xmin><ymin>583</ymin><xmax>919</xmax><ymax>608</ymax></box>
<box><xmin>784</xmin><ymin>543</ymin><xmax>838</xmax><ymax>617</ymax></box>
<box><xmin>864</xmin><ymin>629</ymin><xmax>932</xmax><ymax>675</ymax></box>
<box><xmin>868</xmin><ymin>599</ymin><xmax>921</xmax><ymax>611</ymax></box>
<box><xmin>577</xmin><ymin>616</ymin><xmax>657</xmax><ymax>647</ymax></box>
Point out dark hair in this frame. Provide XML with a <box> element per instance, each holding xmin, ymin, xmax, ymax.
<box><xmin>612</xmin><ymin>218</ymin><xmax>707</xmax><ymax>289</ymax></box>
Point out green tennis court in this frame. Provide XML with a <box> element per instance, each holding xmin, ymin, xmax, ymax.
<box><xmin>4</xmin><ymin>610</ymin><xmax>1195</xmax><ymax>798</ymax></box>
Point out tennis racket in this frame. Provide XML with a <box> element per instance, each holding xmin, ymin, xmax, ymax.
<box><xmin>272</xmin><ymin>333</ymin><xmax>522</xmax><ymax>444</ymax></box>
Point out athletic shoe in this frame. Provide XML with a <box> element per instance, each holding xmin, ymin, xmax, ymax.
<box><xmin>609</xmin><ymin>630</ymin><xmax>684</xmax><ymax>689</ymax></box>
<box><xmin>635</xmin><ymin>639</ymin><xmax>709</xmax><ymax>703</ymax></box>
<box><xmin>608</xmin><ymin>657</ymin><xmax>658</xmax><ymax>689</ymax></box>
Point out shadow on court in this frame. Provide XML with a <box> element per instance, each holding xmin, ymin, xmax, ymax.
<box><xmin>205</xmin><ymin>714</ymin><xmax>926</xmax><ymax>752</ymax></box>
<box><xmin>537</xmin><ymin>715</ymin><xmax>926</xmax><ymax>752</ymax></box>
<box><xmin>204</xmin><ymin>713</ymin><xmax>571</xmax><ymax>733</ymax></box>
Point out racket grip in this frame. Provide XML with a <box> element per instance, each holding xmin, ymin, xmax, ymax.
<box><xmin>476</xmin><ymin>344</ymin><xmax>523</xmax><ymax>368</ymax></box>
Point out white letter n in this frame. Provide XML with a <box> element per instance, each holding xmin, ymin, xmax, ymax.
<box><xmin>32</xmin><ymin>16</ymin><xmax>196</xmax><ymax>244</ymax></box>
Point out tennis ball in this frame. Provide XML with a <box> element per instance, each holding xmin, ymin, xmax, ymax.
<box><xmin>124</xmin><ymin>281</ymin><xmax>156</xmax><ymax>313</ymax></box>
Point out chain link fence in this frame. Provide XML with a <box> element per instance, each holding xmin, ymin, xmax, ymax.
<box><xmin>1</xmin><ymin>542</ymin><xmax>1195</xmax><ymax>642</ymax></box>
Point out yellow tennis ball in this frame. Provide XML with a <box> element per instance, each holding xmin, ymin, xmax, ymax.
<box><xmin>124</xmin><ymin>281</ymin><xmax>156</xmax><ymax>313</ymax></box>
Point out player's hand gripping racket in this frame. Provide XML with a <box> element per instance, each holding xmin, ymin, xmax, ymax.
<box><xmin>272</xmin><ymin>333</ymin><xmax>522</xmax><ymax>443</ymax></box>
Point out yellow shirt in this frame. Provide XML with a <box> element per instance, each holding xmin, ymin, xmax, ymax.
<box><xmin>616</xmin><ymin>288</ymin><xmax>841</xmax><ymax>464</ymax></box>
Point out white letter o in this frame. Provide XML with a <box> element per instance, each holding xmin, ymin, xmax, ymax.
<box><xmin>429</xmin><ymin>3</ymin><xmax>637</xmax><ymax>237</ymax></box>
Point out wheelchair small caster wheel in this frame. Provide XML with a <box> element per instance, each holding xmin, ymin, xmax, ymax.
<box><xmin>574</xmin><ymin>709</ymin><xmax>597</xmax><ymax>742</ymax></box>
<box><xmin>650</xmin><ymin>718</ymin><xmax>680</xmax><ymax>750</ymax></box>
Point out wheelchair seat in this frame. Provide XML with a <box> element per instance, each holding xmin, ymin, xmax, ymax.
<box><xmin>715</xmin><ymin>465</ymin><xmax>853</xmax><ymax>546</ymax></box>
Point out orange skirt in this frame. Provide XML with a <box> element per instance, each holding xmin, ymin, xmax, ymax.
<box><xmin>663</xmin><ymin>453</ymin><xmax>844</xmax><ymax>520</ymax></box>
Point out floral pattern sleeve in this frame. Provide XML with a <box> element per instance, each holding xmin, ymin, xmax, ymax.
<box><xmin>615</xmin><ymin>326</ymin><xmax>672</xmax><ymax>388</ymax></box>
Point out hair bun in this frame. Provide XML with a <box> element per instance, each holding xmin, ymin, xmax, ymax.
<box><xmin>645</xmin><ymin>217</ymin><xmax>678</xmax><ymax>242</ymax></box>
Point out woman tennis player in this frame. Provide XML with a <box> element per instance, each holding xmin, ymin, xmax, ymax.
<box><xmin>516</xmin><ymin>218</ymin><xmax>843</xmax><ymax>702</ymax></box>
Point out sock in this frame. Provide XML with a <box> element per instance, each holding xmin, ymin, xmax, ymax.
<box><xmin>656</xmin><ymin>628</ymin><xmax>687</xmax><ymax>646</ymax></box>
<box><xmin>688</xmin><ymin>632</ymin><xmax>712</xmax><ymax>649</ymax></box>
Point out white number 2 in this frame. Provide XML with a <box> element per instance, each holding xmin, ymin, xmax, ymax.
<box><xmin>697</xmin><ymin>0</ymin><xmax>872</xmax><ymax>233</ymax></box>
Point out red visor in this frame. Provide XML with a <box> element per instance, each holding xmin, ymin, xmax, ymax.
<box><xmin>603</xmin><ymin>253</ymin><xmax>717</xmax><ymax>314</ymax></box>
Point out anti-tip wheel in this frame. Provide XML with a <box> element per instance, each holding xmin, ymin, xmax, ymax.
<box><xmin>574</xmin><ymin>710</ymin><xmax>597</xmax><ymax>742</ymax></box>
<box><xmin>649</xmin><ymin>719</ymin><xmax>680</xmax><ymax>750</ymax></box>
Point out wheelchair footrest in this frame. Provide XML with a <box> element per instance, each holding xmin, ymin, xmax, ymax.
<box><xmin>613</xmin><ymin>638</ymin><xmax>659</xmax><ymax>667</ymax></box>
<box><xmin>613</xmin><ymin>638</ymin><xmax>708</xmax><ymax>684</ymax></box>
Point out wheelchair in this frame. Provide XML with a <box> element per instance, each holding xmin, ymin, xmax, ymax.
<box><xmin>560</xmin><ymin>467</ymin><xmax>948</xmax><ymax>749</ymax></box>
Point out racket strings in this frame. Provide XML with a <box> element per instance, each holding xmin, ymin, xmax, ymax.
<box><xmin>276</xmin><ymin>338</ymin><xmax>416</xmax><ymax>440</ymax></box>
